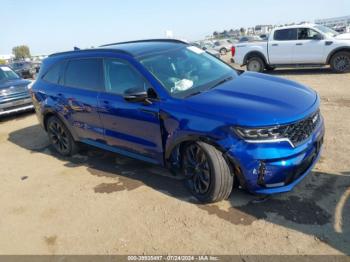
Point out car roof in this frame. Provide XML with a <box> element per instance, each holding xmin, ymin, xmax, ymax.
<box><xmin>49</xmin><ymin>39</ymin><xmax>189</xmax><ymax>59</ymax></box>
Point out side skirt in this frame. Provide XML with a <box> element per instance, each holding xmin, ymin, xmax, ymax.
<box><xmin>81</xmin><ymin>138</ymin><xmax>160</xmax><ymax>165</ymax></box>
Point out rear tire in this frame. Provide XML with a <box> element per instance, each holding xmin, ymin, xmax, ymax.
<box><xmin>330</xmin><ymin>51</ymin><xmax>350</xmax><ymax>73</ymax></box>
<box><xmin>247</xmin><ymin>57</ymin><xmax>264</xmax><ymax>73</ymax></box>
<box><xmin>46</xmin><ymin>116</ymin><xmax>78</xmax><ymax>156</ymax></box>
<box><xmin>182</xmin><ymin>142</ymin><xmax>234</xmax><ymax>203</ymax></box>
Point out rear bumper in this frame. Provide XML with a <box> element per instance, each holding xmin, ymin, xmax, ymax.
<box><xmin>0</xmin><ymin>97</ymin><xmax>34</xmax><ymax>116</ymax></box>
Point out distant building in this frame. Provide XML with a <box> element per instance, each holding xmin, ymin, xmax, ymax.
<box><xmin>254</xmin><ymin>25</ymin><xmax>273</xmax><ymax>35</ymax></box>
<box><xmin>0</xmin><ymin>54</ymin><xmax>15</xmax><ymax>64</ymax></box>
<box><xmin>315</xmin><ymin>15</ymin><xmax>350</xmax><ymax>28</ymax></box>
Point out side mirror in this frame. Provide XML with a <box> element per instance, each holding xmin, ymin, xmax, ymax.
<box><xmin>123</xmin><ymin>87</ymin><xmax>148</xmax><ymax>103</ymax></box>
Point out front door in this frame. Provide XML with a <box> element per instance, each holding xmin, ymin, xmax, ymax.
<box><xmin>293</xmin><ymin>28</ymin><xmax>325</xmax><ymax>64</ymax></box>
<box><xmin>98</xmin><ymin>58</ymin><xmax>163</xmax><ymax>164</ymax></box>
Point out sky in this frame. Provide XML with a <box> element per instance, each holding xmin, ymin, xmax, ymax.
<box><xmin>1</xmin><ymin>0</ymin><xmax>350</xmax><ymax>55</ymax></box>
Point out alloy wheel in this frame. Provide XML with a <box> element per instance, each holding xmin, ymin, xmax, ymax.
<box><xmin>48</xmin><ymin>120</ymin><xmax>70</xmax><ymax>155</ymax></box>
<box><xmin>334</xmin><ymin>55</ymin><xmax>350</xmax><ymax>72</ymax></box>
<box><xmin>183</xmin><ymin>144</ymin><xmax>211</xmax><ymax>194</ymax></box>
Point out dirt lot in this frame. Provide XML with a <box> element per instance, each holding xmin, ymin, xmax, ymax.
<box><xmin>0</xmin><ymin>56</ymin><xmax>349</xmax><ymax>255</ymax></box>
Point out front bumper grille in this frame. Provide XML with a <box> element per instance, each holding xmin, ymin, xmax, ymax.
<box><xmin>282</xmin><ymin>111</ymin><xmax>320</xmax><ymax>146</ymax></box>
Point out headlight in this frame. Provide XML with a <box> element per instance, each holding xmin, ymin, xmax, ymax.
<box><xmin>232</xmin><ymin>126</ymin><xmax>284</xmax><ymax>141</ymax></box>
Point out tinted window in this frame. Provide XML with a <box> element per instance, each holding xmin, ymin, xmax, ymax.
<box><xmin>43</xmin><ymin>62</ymin><xmax>64</xmax><ymax>84</ymax></box>
<box><xmin>298</xmin><ymin>28</ymin><xmax>322</xmax><ymax>40</ymax></box>
<box><xmin>64</xmin><ymin>59</ymin><xmax>103</xmax><ymax>90</ymax></box>
<box><xmin>104</xmin><ymin>59</ymin><xmax>146</xmax><ymax>95</ymax></box>
<box><xmin>274</xmin><ymin>29</ymin><xmax>297</xmax><ymax>41</ymax></box>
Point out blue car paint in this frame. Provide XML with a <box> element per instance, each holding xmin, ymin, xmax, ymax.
<box><xmin>31</xmin><ymin>41</ymin><xmax>325</xmax><ymax>195</ymax></box>
<box><xmin>0</xmin><ymin>75</ymin><xmax>32</xmax><ymax>115</ymax></box>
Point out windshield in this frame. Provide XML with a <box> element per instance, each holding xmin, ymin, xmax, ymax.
<box><xmin>0</xmin><ymin>66</ymin><xmax>20</xmax><ymax>81</ymax></box>
<box><xmin>314</xmin><ymin>25</ymin><xmax>339</xmax><ymax>37</ymax></box>
<box><xmin>139</xmin><ymin>46</ymin><xmax>237</xmax><ymax>98</ymax></box>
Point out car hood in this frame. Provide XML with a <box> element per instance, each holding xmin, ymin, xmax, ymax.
<box><xmin>0</xmin><ymin>78</ymin><xmax>31</xmax><ymax>91</ymax></box>
<box><xmin>185</xmin><ymin>72</ymin><xmax>318</xmax><ymax>126</ymax></box>
<box><xmin>335</xmin><ymin>33</ymin><xmax>350</xmax><ymax>40</ymax></box>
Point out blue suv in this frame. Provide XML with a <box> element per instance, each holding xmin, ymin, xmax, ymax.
<box><xmin>31</xmin><ymin>40</ymin><xmax>324</xmax><ymax>203</ymax></box>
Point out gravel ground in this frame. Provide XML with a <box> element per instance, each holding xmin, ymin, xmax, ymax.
<box><xmin>0</xmin><ymin>55</ymin><xmax>349</xmax><ymax>255</ymax></box>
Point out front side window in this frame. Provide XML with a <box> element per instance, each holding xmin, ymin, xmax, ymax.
<box><xmin>64</xmin><ymin>58</ymin><xmax>103</xmax><ymax>91</ymax></box>
<box><xmin>139</xmin><ymin>46</ymin><xmax>237</xmax><ymax>98</ymax></box>
<box><xmin>0</xmin><ymin>66</ymin><xmax>20</xmax><ymax>81</ymax></box>
<box><xmin>274</xmin><ymin>29</ymin><xmax>297</xmax><ymax>41</ymax></box>
<box><xmin>298</xmin><ymin>28</ymin><xmax>322</xmax><ymax>40</ymax></box>
<box><xmin>104</xmin><ymin>59</ymin><xmax>147</xmax><ymax>95</ymax></box>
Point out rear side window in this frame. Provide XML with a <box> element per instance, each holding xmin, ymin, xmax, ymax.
<box><xmin>64</xmin><ymin>58</ymin><xmax>103</xmax><ymax>91</ymax></box>
<box><xmin>274</xmin><ymin>29</ymin><xmax>297</xmax><ymax>41</ymax></box>
<box><xmin>43</xmin><ymin>62</ymin><xmax>64</xmax><ymax>84</ymax></box>
<box><xmin>104</xmin><ymin>59</ymin><xmax>147</xmax><ymax>95</ymax></box>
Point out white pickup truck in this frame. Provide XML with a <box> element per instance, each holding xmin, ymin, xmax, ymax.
<box><xmin>232</xmin><ymin>24</ymin><xmax>350</xmax><ymax>73</ymax></box>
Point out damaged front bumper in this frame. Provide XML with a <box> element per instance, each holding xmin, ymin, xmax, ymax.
<box><xmin>225</xmin><ymin>117</ymin><xmax>325</xmax><ymax>195</ymax></box>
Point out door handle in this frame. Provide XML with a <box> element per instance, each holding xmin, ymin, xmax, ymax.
<box><xmin>272</xmin><ymin>44</ymin><xmax>278</xmax><ymax>46</ymax></box>
<box><xmin>296</xmin><ymin>43</ymin><xmax>303</xmax><ymax>46</ymax></box>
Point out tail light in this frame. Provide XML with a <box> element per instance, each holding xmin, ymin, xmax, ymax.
<box><xmin>231</xmin><ymin>46</ymin><xmax>236</xmax><ymax>57</ymax></box>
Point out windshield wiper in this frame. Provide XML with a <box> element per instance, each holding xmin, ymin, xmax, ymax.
<box><xmin>185</xmin><ymin>91</ymin><xmax>203</xmax><ymax>98</ymax></box>
<box><xmin>209</xmin><ymin>76</ymin><xmax>233</xmax><ymax>90</ymax></box>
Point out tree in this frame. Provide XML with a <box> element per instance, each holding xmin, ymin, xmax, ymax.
<box><xmin>213</xmin><ymin>31</ymin><xmax>219</xmax><ymax>37</ymax></box>
<box><xmin>240</xmin><ymin>27</ymin><xmax>246</xmax><ymax>35</ymax></box>
<box><xmin>12</xmin><ymin>45</ymin><xmax>31</xmax><ymax>60</ymax></box>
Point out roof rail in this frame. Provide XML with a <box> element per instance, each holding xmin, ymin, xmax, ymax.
<box><xmin>100</xmin><ymin>38</ymin><xmax>189</xmax><ymax>47</ymax></box>
<box><xmin>48</xmin><ymin>48</ymin><xmax>132</xmax><ymax>57</ymax></box>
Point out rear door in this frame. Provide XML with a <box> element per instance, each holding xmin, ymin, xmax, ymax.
<box><xmin>97</xmin><ymin>58</ymin><xmax>163</xmax><ymax>164</ymax></box>
<box><xmin>293</xmin><ymin>28</ymin><xmax>325</xmax><ymax>63</ymax></box>
<box><xmin>60</xmin><ymin>58</ymin><xmax>105</xmax><ymax>141</ymax></box>
<box><xmin>268</xmin><ymin>28</ymin><xmax>297</xmax><ymax>64</ymax></box>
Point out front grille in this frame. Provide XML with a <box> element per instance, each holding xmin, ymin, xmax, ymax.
<box><xmin>0</xmin><ymin>85</ymin><xmax>27</xmax><ymax>97</ymax></box>
<box><xmin>280</xmin><ymin>111</ymin><xmax>320</xmax><ymax>146</ymax></box>
<box><xmin>0</xmin><ymin>91</ymin><xmax>30</xmax><ymax>104</ymax></box>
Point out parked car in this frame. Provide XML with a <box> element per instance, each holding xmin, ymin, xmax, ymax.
<box><xmin>31</xmin><ymin>39</ymin><xmax>324</xmax><ymax>203</ymax></box>
<box><xmin>10</xmin><ymin>61</ymin><xmax>36</xmax><ymax>79</ymax></box>
<box><xmin>212</xmin><ymin>39</ymin><xmax>234</xmax><ymax>55</ymax></box>
<box><xmin>233</xmin><ymin>24</ymin><xmax>350</xmax><ymax>73</ymax></box>
<box><xmin>0</xmin><ymin>66</ymin><xmax>33</xmax><ymax>116</ymax></box>
<box><xmin>238</xmin><ymin>35</ymin><xmax>262</xmax><ymax>43</ymax></box>
<box><xmin>190</xmin><ymin>42</ymin><xmax>220</xmax><ymax>58</ymax></box>
<box><xmin>32</xmin><ymin>61</ymin><xmax>42</xmax><ymax>73</ymax></box>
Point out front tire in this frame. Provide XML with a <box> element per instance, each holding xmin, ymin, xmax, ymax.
<box><xmin>182</xmin><ymin>142</ymin><xmax>234</xmax><ymax>203</ymax></box>
<box><xmin>47</xmin><ymin>116</ymin><xmax>78</xmax><ymax>156</ymax></box>
<box><xmin>330</xmin><ymin>51</ymin><xmax>350</xmax><ymax>73</ymax></box>
<box><xmin>247</xmin><ymin>57</ymin><xmax>264</xmax><ymax>73</ymax></box>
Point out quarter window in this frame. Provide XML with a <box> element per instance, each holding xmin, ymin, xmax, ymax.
<box><xmin>104</xmin><ymin>59</ymin><xmax>147</xmax><ymax>95</ymax></box>
<box><xmin>274</xmin><ymin>29</ymin><xmax>297</xmax><ymax>41</ymax></box>
<box><xmin>64</xmin><ymin>58</ymin><xmax>103</xmax><ymax>91</ymax></box>
<box><xmin>43</xmin><ymin>62</ymin><xmax>64</xmax><ymax>84</ymax></box>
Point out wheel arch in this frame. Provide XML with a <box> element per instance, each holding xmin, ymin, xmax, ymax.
<box><xmin>165</xmin><ymin>135</ymin><xmax>247</xmax><ymax>188</ymax></box>
<box><xmin>326</xmin><ymin>47</ymin><xmax>350</xmax><ymax>64</ymax></box>
<box><xmin>42</xmin><ymin>109</ymin><xmax>79</xmax><ymax>141</ymax></box>
<box><xmin>243</xmin><ymin>51</ymin><xmax>268</xmax><ymax>66</ymax></box>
